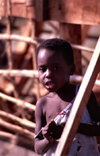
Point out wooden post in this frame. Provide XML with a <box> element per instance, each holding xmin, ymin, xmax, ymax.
<box><xmin>55</xmin><ymin>37</ymin><xmax>100</xmax><ymax>156</ymax></box>
<box><xmin>60</xmin><ymin>23</ymin><xmax>82</xmax><ymax>75</ymax></box>
<box><xmin>35</xmin><ymin>0</ymin><xmax>48</xmax><ymax>21</ymax></box>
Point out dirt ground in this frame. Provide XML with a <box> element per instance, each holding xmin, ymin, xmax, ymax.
<box><xmin>0</xmin><ymin>140</ymin><xmax>42</xmax><ymax>156</ymax></box>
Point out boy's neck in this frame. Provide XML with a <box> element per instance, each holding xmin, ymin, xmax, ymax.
<box><xmin>48</xmin><ymin>83</ymin><xmax>76</xmax><ymax>102</ymax></box>
<box><xmin>56</xmin><ymin>83</ymin><xmax>75</xmax><ymax>100</ymax></box>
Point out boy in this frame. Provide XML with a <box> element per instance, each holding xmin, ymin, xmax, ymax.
<box><xmin>34</xmin><ymin>38</ymin><xmax>100</xmax><ymax>156</ymax></box>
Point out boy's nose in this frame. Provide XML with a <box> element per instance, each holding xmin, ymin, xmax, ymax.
<box><xmin>45</xmin><ymin>69</ymin><xmax>52</xmax><ymax>78</ymax></box>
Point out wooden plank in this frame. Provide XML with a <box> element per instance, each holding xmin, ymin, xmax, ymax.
<box><xmin>3</xmin><ymin>3</ymin><xmax>26</xmax><ymax>18</ymax></box>
<box><xmin>81</xmin><ymin>25</ymin><xmax>90</xmax><ymax>43</ymax></box>
<box><xmin>35</xmin><ymin>0</ymin><xmax>48</xmax><ymax>21</ymax></box>
<box><xmin>11</xmin><ymin>0</ymin><xmax>25</xmax><ymax>3</ymax></box>
<box><xmin>55</xmin><ymin>37</ymin><xmax>100</xmax><ymax>156</ymax></box>
<box><xmin>39</xmin><ymin>0</ymin><xmax>100</xmax><ymax>25</ymax></box>
<box><xmin>2</xmin><ymin>2</ymin><xmax>35</xmax><ymax>19</ymax></box>
<box><xmin>2</xmin><ymin>0</ymin><xmax>100</xmax><ymax>25</ymax></box>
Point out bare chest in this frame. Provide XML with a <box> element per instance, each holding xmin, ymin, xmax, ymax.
<box><xmin>45</xmin><ymin>99</ymin><xmax>70</xmax><ymax>123</ymax></box>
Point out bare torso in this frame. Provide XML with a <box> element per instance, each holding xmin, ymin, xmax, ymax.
<box><xmin>41</xmin><ymin>84</ymin><xmax>76</xmax><ymax>124</ymax></box>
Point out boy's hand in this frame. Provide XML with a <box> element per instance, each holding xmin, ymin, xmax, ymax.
<box><xmin>42</xmin><ymin>120</ymin><xmax>64</xmax><ymax>142</ymax></box>
<box><xmin>42</xmin><ymin>120</ymin><xmax>56</xmax><ymax>142</ymax></box>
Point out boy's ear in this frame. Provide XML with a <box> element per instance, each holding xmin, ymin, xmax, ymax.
<box><xmin>70</xmin><ymin>64</ymin><xmax>75</xmax><ymax>75</ymax></box>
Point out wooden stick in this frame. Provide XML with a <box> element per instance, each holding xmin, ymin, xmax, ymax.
<box><xmin>55</xmin><ymin>37</ymin><xmax>100</xmax><ymax>156</ymax></box>
<box><xmin>30</xmin><ymin>19</ymin><xmax>40</xmax><ymax>100</ymax></box>
<box><xmin>0</xmin><ymin>34</ymin><xmax>94</xmax><ymax>52</ymax></box>
<box><xmin>70</xmin><ymin>75</ymin><xmax>100</xmax><ymax>86</ymax></box>
<box><xmin>0</xmin><ymin>92</ymin><xmax>36</xmax><ymax>111</ymax></box>
<box><xmin>0</xmin><ymin>131</ymin><xmax>34</xmax><ymax>147</ymax></box>
<box><xmin>71</xmin><ymin>44</ymin><xmax>94</xmax><ymax>53</ymax></box>
<box><xmin>0</xmin><ymin>110</ymin><xmax>35</xmax><ymax>129</ymax></box>
<box><xmin>0</xmin><ymin>70</ymin><xmax>100</xmax><ymax>86</ymax></box>
<box><xmin>0</xmin><ymin>118</ymin><xmax>35</xmax><ymax>139</ymax></box>
<box><xmin>0</xmin><ymin>69</ymin><xmax>38</xmax><ymax>77</ymax></box>
<box><xmin>6</xmin><ymin>0</ymin><xmax>20</xmax><ymax>100</ymax></box>
<box><xmin>11</xmin><ymin>0</ymin><xmax>26</xmax><ymax>3</ymax></box>
<box><xmin>0</xmin><ymin>34</ymin><xmax>37</xmax><ymax>45</ymax></box>
<box><xmin>6</xmin><ymin>0</ymin><xmax>12</xmax><ymax>69</ymax></box>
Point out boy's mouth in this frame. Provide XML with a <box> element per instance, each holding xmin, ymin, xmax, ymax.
<box><xmin>45</xmin><ymin>81</ymin><xmax>55</xmax><ymax>89</ymax></box>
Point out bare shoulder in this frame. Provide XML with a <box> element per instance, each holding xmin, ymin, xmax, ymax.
<box><xmin>36</xmin><ymin>92</ymin><xmax>51</xmax><ymax>106</ymax></box>
<box><xmin>35</xmin><ymin>93</ymin><xmax>50</xmax><ymax>115</ymax></box>
<box><xmin>36</xmin><ymin>96</ymin><xmax>47</xmax><ymax>107</ymax></box>
<box><xmin>35</xmin><ymin>96</ymin><xmax>46</xmax><ymax>112</ymax></box>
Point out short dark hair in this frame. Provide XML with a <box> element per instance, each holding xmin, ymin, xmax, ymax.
<box><xmin>36</xmin><ymin>38</ymin><xmax>74</xmax><ymax>65</ymax></box>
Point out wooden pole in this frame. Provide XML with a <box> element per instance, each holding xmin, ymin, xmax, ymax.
<box><xmin>0</xmin><ymin>34</ymin><xmax>94</xmax><ymax>52</ymax></box>
<box><xmin>0</xmin><ymin>69</ymin><xmax>38</xmax><ymax>77</ymax></box>
<box><xmin>0</xmin><ymin>118</ymin><xmax>35</xmax><ymax>139</ymax></box>
<box><xmin>0</xmin><ymin>131</ymin><xmax>34</xmax><ymax>147</ymax></box>
<box><xmin>6</xmin><ymin>0</ymin><xmax>12</xmax><ymax>69</ymax></box>
<box><xmin>0</xmin><ymin>92</ymin><xmax>36</xmax><ymax>111</ymax></box>
<box><xmin>0</xmin><ymin>110</ymin><xmax>35</xmax><ymax>129</ymax></box>
<box><xmin>0</xmin><ymin>70</ymin><xmax>100</xmax><ymax>86</ymax></box>
<box><xmin>60</xmin><ymin>23</ymin><xmax>82</xmax><ymax>75</ymax></box>
<box><xmin>55</xmin><ymin>37</ymin><xmax>100</xmax><ymax>156</ymax></box>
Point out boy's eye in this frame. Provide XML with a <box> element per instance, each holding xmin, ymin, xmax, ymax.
<box><xmin>38</xmin><ymin>67</ymin><xmax>46</xmax><ymax>72</ymax></box>
<box><xmin>53</xmin><ymin>66</ymin><xmax>60</xmax><ymax>71</ymax></box>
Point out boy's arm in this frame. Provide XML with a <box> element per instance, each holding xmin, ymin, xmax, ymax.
<box><xmin>34</xmin><ymin>98</ymin><xmax>53</xmax><ymax>155</ymax></box>
<box><xmin>78</xmin><ymin>122</ymin><xmax>100</xmax><ymax>136</ymax></box>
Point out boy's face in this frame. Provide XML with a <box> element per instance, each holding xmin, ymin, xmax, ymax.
<box><xmin>37</xmin><ymin>48</ymin><xmax>71</xmax><ymax>92</ymax></box>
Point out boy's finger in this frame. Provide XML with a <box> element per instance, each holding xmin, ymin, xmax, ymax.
<box><xmin>49</xmin><ymin>120</ymin><xmax>56</xmax><ymax>128</ymax></box>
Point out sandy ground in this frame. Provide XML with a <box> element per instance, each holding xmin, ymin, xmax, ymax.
<box><xmin>0</xmin><ymin>140</ymin><xmax>42</xmax><ymax>156</ymax></box>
